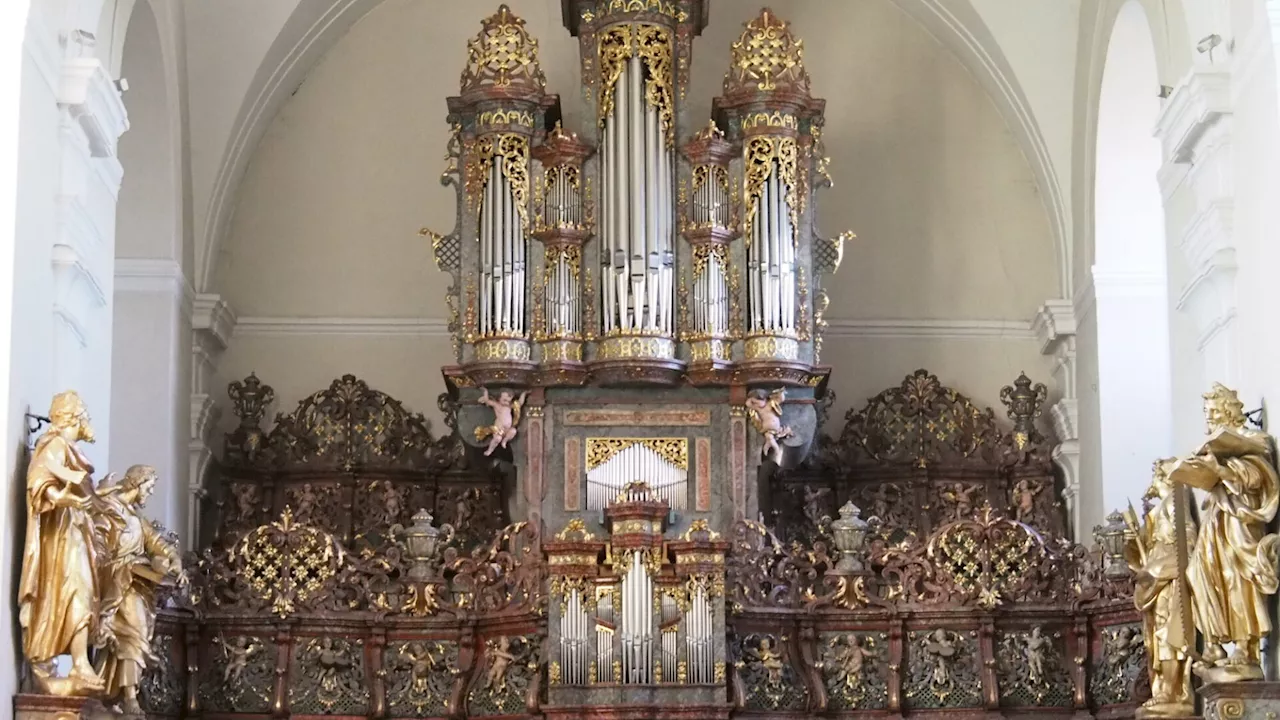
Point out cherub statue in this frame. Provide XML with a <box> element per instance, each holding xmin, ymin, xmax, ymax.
<box><xmin>293</xmin><ymin>483</ymin><xmax>318</xmax><ymax>524</ymax></box>
<box><xmin>749</xmin><ymin>637</ymin><xmax>786</xmax><ymax>686</ymax></box>
<box><xmin>379</xmin><ymin>482</ymin><xmax>403</xmax><ymax>526</ymax></box>
<box><xmin>455</xmin><ymin>488</ymin><xmax>476</xmax><ymax>529</ymax></box>
<box><xmin>803</xmin><ymin>485</ymin><xmax>830</xmax><ymax>529</ymax></box>
<box><xmin>220</xmin><ymin>635</ymin><xmax>262</xmax><ymax>685</ymax></box>
<box><xmin>475</xmin><ymin>388</ymin><xmax>529</xmax><ymax>456</ymax></box>
<box><xmin>939</xmin><ymin>482</ymin><xmax>980</xmax><ymax>521</ymax></box>
<box><xmin>1024</xmin><ymin>626</ymin><xmax>1050</xmax><ymax>686</ymax></box>
<box><xmin>923</xmin><ymin>629</ymin><xmax>958</xmax><ymax>690</ymax></box>
<box><xmin>232</xmin><ymin>483</ymin><xmax>260</xmax><ymax>525</ymax></box>
<box><xmin>403</xmin><ymin>642</ymin><xmax>440</xmax><ymax>694</ymax></box>
<box><xmin>745</xmin><ymin>388</ymin><xmax>794</xmax><ymax>464</ymax></box>
<box><xmin>483</xmin><ymin>636</ymin><xmax>519</xmax><ymax>693</ymax></box>
<box><xmin>1012</xmin><ymin>478</ymin><xmax>1042</xmax><ymax>524</ymax></box>
<box><xmin>831</xmin><ymin>634</ymin><xmax>874</xmax><ymax>690</ymax></box>
<box><xmin>308</xmin><ymin>637</ymin><xmax>352</xmax><ymax>693</ymax></box>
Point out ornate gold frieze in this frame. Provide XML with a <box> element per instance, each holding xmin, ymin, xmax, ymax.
<box><xmin>596</xmin><ymin>334</ymin><xmax>676</xmax><ymax>361</ymax></box>
<box><xmin>564</xmin><ymin>408</ymin><xmax>711</xmax><ymax>426</ymax></box>
<box><xmin>600</xmin><ymin>0</ymin><xmax>687</xmax><ymax>21</ymax></box>
<box><xmin>555</xmin><ymin>518</ymin><xmax>596</xmax><ymax>541</ymax></box>
<box><xmin>549</xmin><ymin>553</ymin><xmax>600</xmax><ymax>566</ymax></box>
<box><xmin>611</xmin><ymin>518</ymin><xmax>662</xmax><ymax>535</ymax></box>
<box><xmin>689</xmin><ymin>338</ymin><xmax>730</xmax><ymax>364</ymax></box>
<box><xmin>674</xmin><ymin>552</ymin><xmax>725</xmax><ymax>565</ymax></box>
<box><xmin>741</xmin><ymin>112</ymin><xmax>798</xmax><ymax>131</ymax></box>
<box><xmin>541</xmin><ymin>340</ymin><xmax>584</xmax><ymax>362</ymax></box>
<box><xmin>475</xmin><ymin>337</ymin><xmax>532</xmax><ymax>361</ymax></box>
<box><xmin>586</xmin><ymin>436</ymin><xmax>689</xmax><ymax>470</ymax></box>
<box><xmin>477</xmin><ymin>109</ymin><xmax>537</xmax><ymax>130</ymax></box>
<box><xmin>744</xmin><ymin>335</ymin><xmax>799</xmax><ymax>362</ymax></box>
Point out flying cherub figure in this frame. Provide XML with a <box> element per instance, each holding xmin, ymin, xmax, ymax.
<box><xmin>745</xmin><ymin>388</ymin><xmax>794</xmax><ymax>464</ymax></box>
<box><xmin>220</xmin><ymin>636</ymin><xmax>262</xmax><ymax>684</ymax></box>
<box><xmin>475</xmin><ymin>388</ymin><xmax>529</xmax><ymax>456</ymax></box>
<box><xmin>483</xmin><ymin>636</ymin><xmax>519</xmax><ymax>693</ymax></box>
<box><xmin>749</xmin><ymin>637</ymin><xmax>786</xmax><ymax>686</ymax></box>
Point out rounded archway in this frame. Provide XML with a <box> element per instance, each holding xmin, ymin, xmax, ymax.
<box><xmin>1089</xmin><ymin>0</ymin><xmax>1175</xmax><ymax>518</ymax></box>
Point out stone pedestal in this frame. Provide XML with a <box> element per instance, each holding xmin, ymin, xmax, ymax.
<box><xmin>1200</xmin><ymin>681</ymin><xmax>1280</xmax><ymax>720</ymax></box>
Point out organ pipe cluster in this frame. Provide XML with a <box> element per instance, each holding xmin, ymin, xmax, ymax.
<box><xmin>545</xmin><ymin>497</ymin><xmax>727</xmax><ymax>693</ymax></box>
<box><xmin>432</xmin><ymin>3</ymin><xmax>846</xmax><ymax>388</ymax></box>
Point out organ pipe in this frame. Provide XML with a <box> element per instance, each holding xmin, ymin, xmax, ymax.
<box><xmin>475</xmin><ymin>141</ymin><xmax>531</xmax><ymax>340</ymax></box>
<box><xmin>746</xmin><ymin>153</ymin><xmax>798</xmax><ymax>335</ymax></box>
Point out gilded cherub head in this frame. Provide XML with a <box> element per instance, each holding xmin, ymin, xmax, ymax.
<box><xmin>1202</xmin><ymin>382</ymin><xmax>1246</xmax><ymax>434</ymax></box>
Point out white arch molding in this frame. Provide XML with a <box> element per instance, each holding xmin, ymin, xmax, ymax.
<box><xmin>193</xmin><ymin>0</ymin><xmax>1071</xmax><ymax>300</ymax></box>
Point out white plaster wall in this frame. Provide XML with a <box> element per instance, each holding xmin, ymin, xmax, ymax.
<box><xmin>1092</xmin><ymin>1</ymin><xmax>1174</xmax><ymax>517</ymax></box>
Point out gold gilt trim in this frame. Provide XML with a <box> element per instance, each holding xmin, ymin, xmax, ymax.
<box><xmin>475</xmin><ymin>337</ymin><xmax>531</xmax><ymax>361</ymax></box>
<box><xmin>540</xmin><ymin>340</ymin><xmax>584</xmax><ymax>362</ymax></box>
<box><xmin>477</xmin><ymin>109</ymin><xmax>537</xmax><ymax>130</ymax></box>
<box><xmin>744</xmin><ymin>335</ymin><xmax>799</xmax><ymax>361</ymax></box>
<box><xmin>675</xmin><ymin>552</ymin><xmax>725</xmax><ymax>565</ymax></box>
<box><xmin>596</xmin><ymin>335</ymin><xmax>676</xmax><ymax>360</ymax></box>
<box><xmin>586</xmin><ymin>436</ymin><xmax>689</xmax><ymax>471</ymax></box>
<box><xmin>741</xmin><ymin>112</ymin><xmax>797</xmax><ymax>131</ymax></box>
<box><xmin>680</xmin><ymin>518</ymin><xmax>721</xmax><ymax>541</ymax></box>
<box><xmin>689</xmin><ymin>338</ymin><xmax>730</xmax><ymax>364</ymax></box>
<box><xmin>743</xmin><ymin>136</ymin><xmax>799</xmax><ymax>247</ymax></box>
<box><xmin>596</xmin><ymin>23</ymin><xmax>675</xmax><ymax>146</ymax></box>
<box><xmin>466</xmin><ymin>134</ymin><xmax>531</xmax><ymax>225</ymax></box>
<box><xmin>460</xmin><ymin>5</ymin><xmax>547</xmax><ymax>93</ymax></box>
<box><xmin>601</xmin><ymin>0</ymin><xmax>688</xmax><ymax>22</ymax></box>
<box><xmin>555</xmin><ymin>518</ymin><xmax>596</xmax><ymax>541</ymax></box>
<box><xmin>692</xmin><ymin>243</ymin><xmax>726</xmax><ymax>279</ymax></box>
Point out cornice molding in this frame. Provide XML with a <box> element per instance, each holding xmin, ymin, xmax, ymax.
<box><xmin>115</xmin><ymin>258</ymin><xmax>195</xmax><ymax>318</ymax></box>
<box><xmin>232</xmin><ymin>316</ymin><xmax>1036</xmax><ymax>341</ymax></box>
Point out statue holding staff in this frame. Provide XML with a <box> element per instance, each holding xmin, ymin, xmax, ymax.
<box><xmin>1170</xmin><ymin>383</ymin><xmax>1280</xmax><ymax>682</ymax></box>
<box><xmin>1123</xmin><ymin>458</ymin><xmax>1195</xmax><ymax>717</ymax></box>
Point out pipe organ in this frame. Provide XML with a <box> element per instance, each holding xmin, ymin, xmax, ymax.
<box><xmin>427</xmin><ymin>3</ymin><xmax>848</xmax><ymax>717</ymax></box>
<box><xmin>433</xmin><ymin>2</ymin><xmax>846</xmax><ymax>389</ymax></box>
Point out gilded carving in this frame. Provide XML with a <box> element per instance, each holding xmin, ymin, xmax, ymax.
<box><xmin>736</xmin><ymin>634</ymin><xmax>805</xmax><ymax>710</ymax></box>
<box><xmin>290</xmin><ymin>637</ymin><xmax>369</xmax><ymax>716</ymax></box>
<box><xmin>460</xmin><ymin>5</ymin><xmax>546</xmax><ymax>93</ymax></box>
<box><xmin>996</xmin><ymin>627</ymin><xmax>1072</xmax><ymax>707</ymax></box>
<box><xmin>724</xmin><ymin>9</ymin><xmax>811</xmax><ymax>95</ymax></box>
<box><xmin>1175</xmin><ymin>383</ymin><xmax>1280</xmax><ymax>682</ymax></box>
<box><xmin>585</xmin><ymin>436</ymin><xmax>688</xmax><ymax>470</ymax></box>
<box><xmin>199</xmin><ymin>635</ymin><xmax>273</xmax><ymax>713</ymax></box>
<box><xmin>386</xmin><ymin>641</ymin><xmax>458</xmax><ymax>717</ymax></box>
<box><xmin>822</xmin><ymin>632</ymin><xmax>888</xmax><ymax>710</ymax></box>
<box><xmin>905</xmin><ymin>629</ymin><xmax>981</xmax><ymax>709</ymax></box>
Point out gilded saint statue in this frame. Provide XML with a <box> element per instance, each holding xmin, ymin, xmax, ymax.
<box><xmin>1172</xmin><ymin>383</ymin><xmax>1280</xmax><ymax>682</ymax></box>
<box><xmin>94</xmin><ymin>465</ymin><xmax>187</xmax><ymax>714</ymax></box>
<box><xmin>1123</xmin><ymin>458</ymin><xmax>1195</xmax><ymax>718</ymax></box>
<box><xmin>19</xmin><ymin>390</ymin><xmax>106</xmax><ymax>696</ymax></box>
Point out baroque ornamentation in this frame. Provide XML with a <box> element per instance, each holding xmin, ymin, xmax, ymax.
<box><xmin>995</xmin><ymin>627</ymin><xmax>1073</xmax><ymax>707</ymax></box>
<box><xmin>199</xmin><ymin>635</ymin><xmax>274</xmax><ymax>713</ymax></box>
<box><xmin>460</xmin><ymin>5</ymin><xmax>547</xmax><ymax>94</ymax></box>
<box><xmin>468</xmin><ymin>635</ymin><xmax>539</xmax><ymax>716</ymax></box>
<box><xmin>724</xmin><ymin>9</ymin><xmax>810</xmax><ymax>95</ymax></box>
<box><xmin>735</xmin><ymin>634</ymin><xmax>806</xmax><ymax>711</ymax></box>
<box><xmin>1090</xmin><ymin>625</ymin><xmax>1148</xmax><ymax>707</ymax></box>
<box><xmin>290</xmin><ymin>637</ymin><xmax>369</xmax><ymax>716</ymax></box>
<box><xmin>904</xmin><ymin>629</ymin><xmax>981</xmax><ymax>709</ymax></box>
<box><xmin>821</xmin><ymin>632</ymin><xmax>888</xmax><ymax>710</ymax></box>
<box><xmin>385</xmin><ymin>641</ymin><xmax>459</xmax><ymax>717</ymax></box>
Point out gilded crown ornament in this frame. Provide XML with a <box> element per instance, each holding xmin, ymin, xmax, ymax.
<box><xmin>724</xmin><ymin>8</ymin><xmax>811</xmax><ymax>97</ymax></box>
<box><xmin>460</xmin><ymin>5</ymin><xmax>546</xmax><ymax>96</ymax></box>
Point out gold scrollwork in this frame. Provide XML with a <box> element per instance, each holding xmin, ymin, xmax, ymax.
<box><xmin>680</xmin><ymin>518</ymin><xmax>721</xmax><ymax>541</ymax></box>
<box><xmin>555</xmin><ymin>518</ymin><xmax>596</xmax><ymax>541</ymax></box>
<box><xmin>585</xmin><ymin>436</ymin><xmax>688</xmax><ymax>470</ymax></box>
<box><xmin>596</xmin><ymin>23</ymin><xmax>674</xmax><ymax>147</ymax></box>
<box><xmin>743</xmin><ymin>136</ymin><xmax>799</xmax><ymax>245</ymax></box>
<box><xmin>466</xmin><ymin>134</ymin><xmax>531</xmax><ymax>225</ymax></box>
<box><xmin>692</xmin><ymin>243</ymin><xmax>727</xmax><ymax>279</ymax></box>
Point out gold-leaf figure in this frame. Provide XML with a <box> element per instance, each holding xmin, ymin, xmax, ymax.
<box><xmin>19</xmin><ymin>390</ymin><xmax>106</xmax><ymax>696</ymax></box>
<box><xmin>1123</xmin><ymin>458</ymin><xmax>1195</xmax><ymax>718</ymax></box>
<box><xmin>94</xmin><ymin>465</ymin><xmax>187</xmax><ymax>714</ymax></box>
<box><xmin>1172</xmin><ymin>383</ymin><xmax>1280</xmax><ymax>682</ymax></box>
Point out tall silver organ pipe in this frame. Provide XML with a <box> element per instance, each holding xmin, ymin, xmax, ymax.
<box><xmin>692</xmin><ymin>245</ymin><xmax>728</xmax><ymax>338</ymax></box>
<box><xmin>477</xmin><ymin>136</ymin><xmax>530</xmax><ymax>338</ymax></box>
<box><xmin>684</xmin><ymin>579</ymin><xmax>715</xmax><ymax>684</ymax></box>
<box><xmin>600</xmin><ymin>38</ymin><xmax>675</xmax><ymax>336</ymax></box>
<box><xmin>620</xmin><ymin>551</ymin><xmax>655</xmax><ymax>684</ymax></box>
<box><xmin>543</xmin><ymin>247</ymin><xmax>580</xmax><ymax>337</ymax></box>
<box><xmin>746</xmin><ymin>145</ymin><xmax>797</xmax><ymax>336</ymax></box>
<box><xmin>561</xmin><ymin>587</ymin><xmax>594</xmax><ymax>685</ymax></box>
<box><xmin>597</xmin><ymin>588</ymin><xmax>615</xmax><ymax>684</ymax></box>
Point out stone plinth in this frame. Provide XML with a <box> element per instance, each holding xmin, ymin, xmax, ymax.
<box><xmin>1200</xmin><ymin>681</ymin><xmax>1280</xmax><ymax>720</ymax></box>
